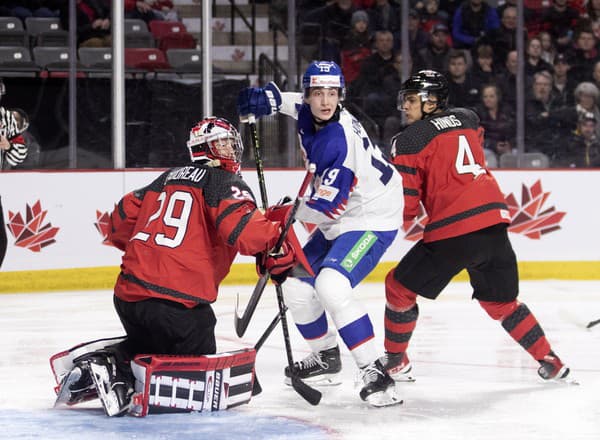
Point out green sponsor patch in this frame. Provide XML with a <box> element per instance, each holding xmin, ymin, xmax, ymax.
<box><xmin>341</xmin><ymin>231</ymin><xmax>377</xmax><ymax>272</ymax></box>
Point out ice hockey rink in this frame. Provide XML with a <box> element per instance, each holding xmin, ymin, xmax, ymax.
<box><xmin>0</xmin><ymin>280</ymin><xmax>598</xmax><ymax>440</ymax></box>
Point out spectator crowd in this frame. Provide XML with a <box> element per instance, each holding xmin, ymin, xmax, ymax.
<box><xmin>297</xmin><ymin>0</ymin><xmax>600</xmax><ymax>168</ymax></box>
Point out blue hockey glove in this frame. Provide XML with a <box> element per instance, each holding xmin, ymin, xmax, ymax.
<box><xmin>237</xmin><ymin>81</ymin><xmax>282</xmax><ymax>119</ymax></box>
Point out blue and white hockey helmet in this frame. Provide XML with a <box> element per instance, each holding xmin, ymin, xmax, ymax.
<box><xmin>302</xmin><ymin>61</ymin><xmax>345</xmax><ymax>99</ymax></box>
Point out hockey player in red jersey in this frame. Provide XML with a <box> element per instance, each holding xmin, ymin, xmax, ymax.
<box><xmin>52</xmin><ymin>117</ymin><xmax>302</xmax><ymax>416</ymax></box>
<box><xmin>383</xmin><ymin>70</ymin><xmax>574</xmax><ymax>384</ymax></box>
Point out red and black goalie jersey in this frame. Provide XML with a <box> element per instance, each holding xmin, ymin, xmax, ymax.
<box><xmin>391</xmin><ymin>108</ymin><xmax>510</xmax><ymax>243</ymax></box>
<box><xmin>108</xmin><ymin>164</ymin><xmax>281</xmax><ymax>308</ymax></box>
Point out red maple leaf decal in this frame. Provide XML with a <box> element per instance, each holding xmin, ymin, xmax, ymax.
<box><xmin>231</xmin><ymin>48</ymin><xmax>246</xmax><ymax>61</ymax></box>
<box><xmin>94</xmin><ymin>210</ymin><xmax>112</xmax><ymax>245</ymax></box>
<box><xmin>505</xmin><ymin>179</ymin><xmax>566</xmax><ymax>239</ymax></box>
<box><xmin>212</xmin><ymin>20</ymin><xmax>225</xmax><ymax>32</ymax></box>
<box><xmin>7</xmin><ymin>200</ymin><xmax>59</xmax><ymax>251</ymax></box>
<box><xmin>402</xmin><ymin>180</ymin><xmax>565</xmax><ymax>242</ymax></box>
<box><xmin>403</xmin><ymin>204</ymin><xmax>429</xmax><ymax>242</ymax></box>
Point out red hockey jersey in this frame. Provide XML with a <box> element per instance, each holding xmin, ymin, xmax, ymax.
<box><xmin>391</xmin><ymin>108</ymin><xmax>510</xmax><ymax>243</ymax></box>
<box><xmin>108</xmin><ymin>164</ymin><xmax>281</xmax><ymax>308</ymax></box>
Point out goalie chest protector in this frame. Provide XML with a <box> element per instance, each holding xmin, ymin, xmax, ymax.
<box><xmin>129</xmin><ymin>348</ymin><xmax>256</xmax><ymax>417</ymax></box>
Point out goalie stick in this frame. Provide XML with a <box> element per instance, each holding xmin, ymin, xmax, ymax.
<box><xmin>234</xmin><ymin>164</ymin><xmax>316</xmax><ymax>337</ymax></box>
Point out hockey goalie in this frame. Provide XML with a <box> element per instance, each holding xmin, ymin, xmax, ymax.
<box><xmin>50</xmin><ymin>337</ymin><xmax>257</xmax><ymax>417</ymax></box>
<box><xmin>50</xmin><ymin>116</ymin><xmax>304</xmax><ymax>417</ymax></box>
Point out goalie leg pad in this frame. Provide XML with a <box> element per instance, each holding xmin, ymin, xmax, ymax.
<box><xmin>129</xmin><ymin>348</ymin><xmax>257</xmax><ymax>417</ymax></box>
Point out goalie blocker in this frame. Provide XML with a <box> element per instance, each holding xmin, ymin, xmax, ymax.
<box><xmin>50</xmin><ymin>337</ymin><xmax>257</xmax><ymax>417</ymax></box>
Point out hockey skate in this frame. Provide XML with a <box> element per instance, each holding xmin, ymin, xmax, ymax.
<box><xmin>537</xmin><ymin>352</ymin><xmax>578</xmax><ymax>385</ymax></box>
<box><xmin>284</xmin><ymin>346</ymin><xmax>342</xmax><ymax>386</ymax></box>
<box><xmin>54</xmin><ymin>365</ymin><xmax>97</xmax><ymax>407</ymax></box>
<box><xmin>380</xmin><ymin>352</ymin><xmax>415</xmax><ymax>382</ymax></box>
<box><xmin>85</xmin><ymin>353</ymin><xmax>134</xmax><ymax>416</ymax></box>
<box><xmin>358</xmin><ymin>359</ymin><xmax>402</xmax><ymax>407</ymax></box>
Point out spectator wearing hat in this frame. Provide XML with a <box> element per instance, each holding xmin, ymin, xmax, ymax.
<box><xmin>419</xmin><ymin>0</ymin><xmax>450</xmax><ymax>33</ymax></box>
<box><xmin>341</xmin><ymin>10</ymin><xmax>373</xmax><ymax>84</ymax></box>
<box><xmin>413</xmin><ymin>23</ymin><xmax>452</xmax><ymax>72</ymax></box>
<box><xmin>451</xmin><ymin>0</ymin><xmax>500</xmax><ymax>50</ymax></box>
<box><xmin>555</xmin><ymin>112</ymin><xmax>600</xmax><ymax>167</ymax></box>
<box><xmin>552</xmin><ymin>53</ymin><xmax>577</xmax><ymax>106</ymax></box>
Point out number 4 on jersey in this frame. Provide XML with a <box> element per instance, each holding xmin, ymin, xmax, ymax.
<box><xmin>455</xmin><ymin>135</ymin><xmax>485</xmax><ymax>178</ymax></box>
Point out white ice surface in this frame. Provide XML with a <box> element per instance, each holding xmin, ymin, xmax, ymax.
<box><xmin>0</xmin><ymin>280</ymin><xmax>599</xmax><ymax>439</ymax></box>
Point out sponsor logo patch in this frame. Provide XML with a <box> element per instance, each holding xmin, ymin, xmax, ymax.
<box><xmin>341</xmin><ymin>231</ymin><xmax>377</xmax><ymax>271</ymax></box>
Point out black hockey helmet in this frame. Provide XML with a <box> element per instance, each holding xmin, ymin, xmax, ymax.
<box><xmin>397</xmin><ymin>69</ymin><xmax>449</xmax><ymax>112</ymax></box>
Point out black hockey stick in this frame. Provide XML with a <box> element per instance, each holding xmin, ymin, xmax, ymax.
<box><xmin>275</xmin><ymin>283</ymin><xmax>321</xmax><ymax>405</ymax></box>
<box><xmin>251</xmin><ymin>309</ymin><xmax>284</xmax><ymax>396</ymax></box>
<box><xmin>234</xmin><ymin>164</ymin><xmax>316</xmax><ymax>337</ymax></box>
<box><xmin>587</xmin><ymin>318</ymin><xmax>600</xmax><ymax>329</ymax></box>
<box><xmin>246</xmin><ymin>114</ymin><xmax>269</xmax><ymax>210</ymax></box>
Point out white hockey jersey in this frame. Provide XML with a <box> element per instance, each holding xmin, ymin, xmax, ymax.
<box><xmin>280</xmin><ymin>92</ymin><xmax>404</xmax><ymax>239</ymax></box>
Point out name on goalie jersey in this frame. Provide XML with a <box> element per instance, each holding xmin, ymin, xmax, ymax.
<box><xmin>166</xmin><ymin>166</ymin><xmax>207</xmax><ymax>183</ymax></box>
<box><xmin>429</xmin><ymin>115</ymin><xmax>462</xmax><ymax>130</ymax></box>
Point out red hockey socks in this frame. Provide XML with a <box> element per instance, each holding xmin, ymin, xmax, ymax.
<box><xmin>384</xmin><ymin>270</ymin><xmax>418</xmax><ymax>354</ymax></box>
<box><xmin>479</xmin><ymin>300</ymin><xmax>552</xmax><ymax>361</ymax></box>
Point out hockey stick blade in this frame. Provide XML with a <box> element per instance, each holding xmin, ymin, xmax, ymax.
<box><xmin>587</xmin><ymin>318</ymin><xmax>600</xmax><ymax>329</ymax></box>
<box><xmin>235</xmin><ymin>274</ymin><xmax>270</xmax><ymax>337</ymax></box>
<box><xmin>291</xmin><ymin>375</ymin><xmax>322</xmax><ymax>406</ymax></box>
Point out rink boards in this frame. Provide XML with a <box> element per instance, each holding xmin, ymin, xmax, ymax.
<box><xmin>1</xmin><ymin>169</ymin><xmax>599</xmax><ymax>292</ymax></box>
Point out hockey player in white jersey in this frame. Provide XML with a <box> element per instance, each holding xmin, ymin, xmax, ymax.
<box><xmin>238</xmin><ymin>61</ymin><xmax>404</xmax><ymax>406</ymax></box>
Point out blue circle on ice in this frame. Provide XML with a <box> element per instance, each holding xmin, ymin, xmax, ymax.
<box><xmin>0</xmin><ymin>409</ymin><xmax>331</xmax><ymax>439</ymax></box>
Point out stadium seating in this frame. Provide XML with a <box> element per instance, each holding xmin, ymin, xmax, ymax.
<box><xmin>0</xmin><ymin>17</ymin><xmax>28</xmax><ymax>48</ymax></box>
<box><xmin>24</xmin><ymin>17</ymin><xmax>68</xmax><ymax>47</ymax></box>
<box><xmin>499</xmin><ymin>152</ymin><xmax>550</xmax><ymax>168</ymax></box>
<box><xmin>124</xmin><ymin>19</ymin><xmax>155</xmax><ymax>48</ymax></box>
<box><xmin>32</xmin><ymin>46</ymin><xmax>84</xmax><ymax>78</ymax></box>
<box><xmin>124</xmin><ymin>48</ymin><xmax>171</xmax><ymax>72</ymax></box>
<box><xmin>148</xmin><ymin>20</ymin><xmax>195</xmax><ymax>51</ymax></box>
<box><xmin>0</xmin><ymin>46</ymin><xmax>39</xmax><ymax>77</ymax></box>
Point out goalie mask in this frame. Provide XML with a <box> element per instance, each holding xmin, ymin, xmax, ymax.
<box><xmin>187</xmin><ymin>117</ymin><xmax>243</xmax><ymax>174</ymax></box>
